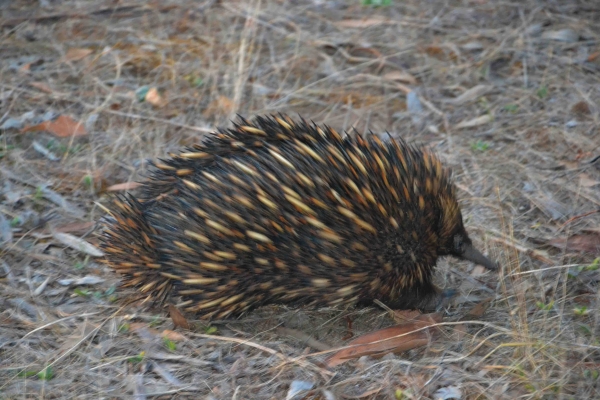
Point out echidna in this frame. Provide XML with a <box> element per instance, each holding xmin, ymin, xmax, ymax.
<box><xmin>100</xmin><ymin>115</ymin><xmax>497</xmax><ymax>319</ymax></box>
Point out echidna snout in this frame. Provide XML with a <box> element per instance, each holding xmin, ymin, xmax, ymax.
<box><xmin>433</xmin><ymin>192</ymin><xmax>497</xmax><ymax>271</ymax></box>
<box><xmin>451</xmin><ymin>233</ymin><xmax>498</xmax><ymax>271</ymax></box>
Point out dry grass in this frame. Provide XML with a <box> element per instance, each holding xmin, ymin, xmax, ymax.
<box><xmin>1</xmin><ymin>0</ymin><xmax>600</xmax><ymax>398</ymax></box>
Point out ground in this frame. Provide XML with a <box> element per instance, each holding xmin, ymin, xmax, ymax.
<box><xmin>1</xmin><ymin>0</ymin><xmax>600</xmax><ymax>399</ymax></box>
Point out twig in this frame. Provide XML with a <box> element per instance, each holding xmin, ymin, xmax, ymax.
<box><xmin>187</xmin><ymin>332</ymin><xmax>335</xmax><ymax>377</ymax></box>
<box><xmin>557</xmin><ymin>209</ymin><xmax>600</xmax><ymax>231</ymax></box>
<box><xmin>276</xmin><ymin>327</ymin><xmax>332</xmax><ymax>351</ymax></box>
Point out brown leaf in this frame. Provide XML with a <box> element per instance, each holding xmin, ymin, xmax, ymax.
<box><xmin>64</xmin><ymin>48</ymin><xmax>93</xmax><ymax>62</ymax></box>
<box><xmin>347</xmin><ymin>46</ymin><xmax>383</xmax><ymax>60</ymax></box>
<box><xmin>54</xmin><ymin>221</ymin><xmax>95</xmax><ymax>235</ymax></box>
<box><xmin>572</xmin><ymin>100</ymin><xmax>591</xmax><ymax>115</ymax></box>
<box><xmin>391</xmin><ymin>309</ymin><xmax>423</xmax><ymax>323</ymax></box>
<box><xmin>162</xmin><ymin>329</ymin><xmax>187</xmax><ymax>341</ymax></box>
<box><xmin>22</xmin><ymin>115</ymin><xmax>87</xmax><ymax>138</ymax></box>
<box><xmin>382</xmin><ymin>71</ymin><xmax>417</xmax><ymax>85</ymax></box>
<box><xmin>145</xmin><ymin>87</ymin><xmax>167</xmax><ymax>108</ymax></box>
<box><xmin>204</xmin><ymin>95</ymin><xmax>235</xmax><ymax>117</ymax></box>
<box><xmin>588</xmin><ymin>51</ymin><xmax>600</xmax><ymax>62</ymax></box>
<box><xmin>462</xmin><ymin>298</ymin><xmax>494</xmax><ymax>319</ymax></box>
<box><xmin>106</xmin><ymin>182</ymin><xmax>142</xmax><ymax>192</ymax></box>
<box><xmin>130</xmin><ymin>322</ymin><xmax>162</xmax><ymax>340</ymax></box>
<box><xmin>575</xmin><ymin>150</ymin><xmax>593</xmax><ymax>161</ymax></box>
<box><xmin>335</xmin><ymin>17</ymin><xmax>390</xmax><ymax>29</ymax></box>
<box><xmin>18</xmin><ymin>63</ymin><xmax>32</xmax><ymax>74</ymax></box>
<box><xmin>325</xmin><ymin>313</ymin><xmax>442</xmax><ymax>368</ymax></box>
<box><xmin>130</xmin><ymin>322</ymin><xmax>154</xmax><ymax>332</ymax></box>
<box><xmin>422</xmin><ymin>45</ymin><xmax>458</xmax><ymax>60</ymax></box>
<box><xmin>453</xmin><ymin>323</ymin><xmax>468</xmax><ymax>341</ymax></box>
<box><xmin>29</xmin><ymin>81</ymin><xmax>54</xmax><ymax>93</ymax></box>
<box><xmin>168</xmin><ymin>304</ymin><xmax>191</xmax><ymax>330</ymax></box>
<box><xmin>548</xmin><ymin>233</ymin><xmax>600</xmax><ymax>254</ymax></box>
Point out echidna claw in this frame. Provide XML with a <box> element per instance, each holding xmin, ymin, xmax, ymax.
<box><xmin>435</xmin><ymin>288</ymin><xmax>458</xmax><ymax>311</ymax></box>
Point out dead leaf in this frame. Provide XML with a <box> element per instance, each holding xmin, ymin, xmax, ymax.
<box><xmin>130</xmin><ymin>322</ymin><xmax>162</xmax><ymax>341</ymax></box>
<box><xmin>433</xmin><ymin>386</ymin><xmax>463</xmax><ymax>400</ymax></box>
<box><xmin>526</xmin><ymin>192</ymin><xmax>569</xmax><ymax>220</ymax></box>
<box><xmin>55</xmin><ymin>321</ymin><xmax>100</xmax><ymax>356</ymax></box>
<box><xmin>391</xmin><ymin>309</ymin><xmax>423</xmax><ymax>323</ymax></box>
<box><xmin>423</xmin><ymin>45</ymin><xmax>458</xmax><ymax>61</ymax></box>
<box><xmin>325</xmin><ymin>313</ymin><xmax>442</xmax><ymax>368</ymax></box>
<box><xmin>424</xmin><ymin>45</ymin><xmax>444</xmax><ymax>57</ymax></box>
<box><xmin>461</xmin><ymin>41</ymin><xmax>484</xmax><ymax>51</ymax></box>
<box><xmin>572</xmin><ymin>101</ymin><xmax>591</xmax><ymax>116</ymax></box>
<box><xmin>446</xmin><ymin>297</ymin><xmax>492</xmax><ymax>343</ymax></box>
<box><xmin>204</xmin><ymin>95</ymin><xmax>235</xmax><ymax>117</ymax></box>
<box><xmin>168</xmin><ymin>304</ymin><xmax>191</xmax><ymax>330</ymax></box>
<box><xmin>335</xmin><ymin>17</ymin><xmax>390</xmax><ymax>29</ymax></box>
<box><xmin>579</xmin><ymin>174</ymin><xmax>600</xmax><ymax>187</ymax></box>
<box><xmin>583</xmin><ymin>227</ymin><xmax>600</xmax><ymax>235</ymax></box>
<box><xmin>588</xmin><ymin>52</ymin><xmax>600</xmax><ymax>62</ymax></box>
<box><xmin>106</xmin><ymin>182</ymin><xmax>142</xmax><ymax>192</ymax></box>
<box><xmin>64</xmin><ymin>48</ymin><xmax>93</xmax><ymax>62</ymax></box>
<box><xmin>575</xmin><ymin>150</ymin><xmax>593</xmax><ymax>161</ymax></box>
<box><xmin>19</xmin><ymin>63</ymin><xmax>32</xmax><ymax>74</ymax></box>
<box><xmin>541</xmin><ymin>29</ymin><xmax>579</xmax><ymax>43</ymax></box>
<box><xmin>129</xmin><ymin>322</ymin><xmax>150</xmax><ymax>331</ymax></box>
<box><xmin>40</xmin><ymin>186</ymin><xmax>85</xmax><ymax>218</ymax></box>
<box><xmin>382</xmin><ymin>71</ymin><xmax>417</xmax><ymax>85</ymax></box>
<box><xmin>57</xmin><ymin>275</ymin><xmax>105</xmax><ymax>286</ymax></box>
<box><xmin>352</xmin><ymin>47</ymin><xmax>383</xmax><ymax>60</ymax></box>
<box><xmin>145</xmin><ymin>87</ymin><xmax>167</xmax><ymax>108</ymax></box>
<box><xmin>53</xmin><ymin>221</ymin><xmax>96</xmax><ymax>235</ymax></box>
<box><xmin>162</xmin><ymin>329</ymin><xmax>187</xmax><ymax>341</ymax></box>
<box><xmin>454</xmin><ymin>322</ymin><xmax>468</xmax><ymax>341</ymax></box>
<box><xmin>151</xmin><ymin>360</ymin><xmax>184</xmax><ymax>386</ymax></box>
<box><xmin>455</xmin><ymin>114</ymin><xmax>493</xmax><ymax>129</ymax></box>
<box><xmin>558</xmin><ymin>160</ymin><xmax>579</xmax><ymax>170</ymax></box>
<box><xmin>548</xmin><ymin>234</ymin><xmax>600</xmax><ymax>254</ymax></box>
<box><xmin>462</xmin><ymin>298</ymin><xmax>494</xmax><ymax>319</ymax></box>
<box><xmin>22</xmin><ymin>115</ymin><xmax>87</xmax><ymax>138</ymax></box>
<box><xmin>52</xmin><ymin>232</ymin><xmax>104</xmax><ymax>257</ymax></box>
<box><xmin>29</xmin><ymin>82</ymin><xmax>54</xmax><ymax>93</ymax></box>
<box><xmin>448</xmin><ymin>85</ymin><xmax>492</xmax><ymax>105</ymax></box>
<box><xmin>32</xmin><ymin>140</ymin><xmax>60</xmax><ymax>161</ymax></box>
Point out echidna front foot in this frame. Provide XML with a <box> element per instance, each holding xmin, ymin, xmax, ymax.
<box><xmin>414</xmin><ymin>285</ymin><xmax>458</xmax><ymax>312</ymax></box>
<box><xmin>381</xmin><ymin>282</ymin><xmax>454</xmax><ymax>312</ymax></box>
<box><xmin>435</xmin><ymin>288</ymin><xmax>459</xmax><ymax>311</ymax></box>
<box><xmin>415</xmin><ymin>284</ymin><xmax>458</xmax><ymax>312</ymax></box>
